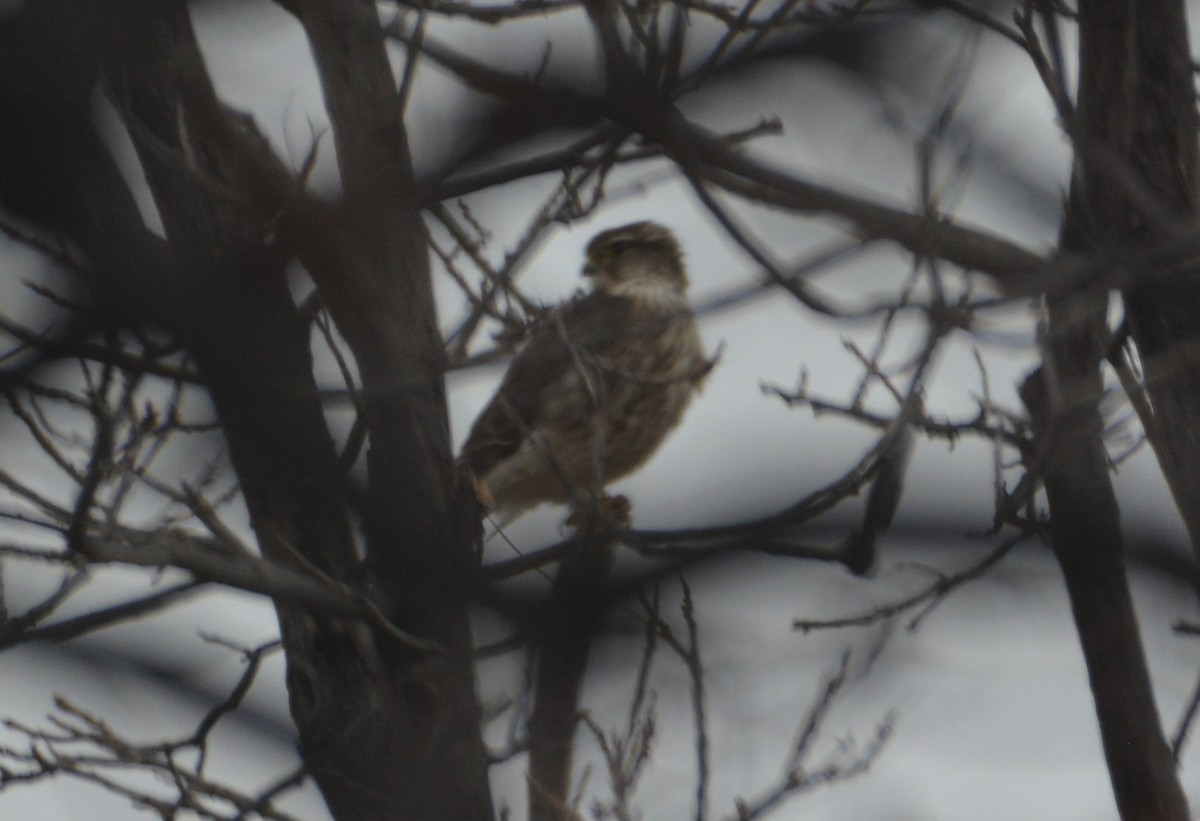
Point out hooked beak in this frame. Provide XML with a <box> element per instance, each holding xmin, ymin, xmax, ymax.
<box><xmin>582</xmin><ymin>259</ymin><xmax>597</xmax><ymax>277</ymax></box>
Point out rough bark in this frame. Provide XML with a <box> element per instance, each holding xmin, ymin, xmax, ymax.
<box><xmin>1022</xmin><ymin>349</ymin><xmax>1188</xmax><ymax>821</ymax></box>
<box><xmin>287</xmin><ymin>2</ymin><xmax>494</xmax><ymax>818</ymax></box>
<box><xmin>1017</xmin><ymin>3</ymin><xmax>1194</xmax><ymax>818</ymax></box>
<box><xmin>1</xmin><ymin>2</ymin><xmax>493</xmax><ymax>818</ymax></box>
<box><xmin>1079</xmin><ymin>2</ymin><xmax>1200</xmax><ymax>558</ymax></box>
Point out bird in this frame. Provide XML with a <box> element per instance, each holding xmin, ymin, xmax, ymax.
<box><xmin>459</xmin><ymin>221</ymin><xmax>711</xmax><ymax>527</ymax></box>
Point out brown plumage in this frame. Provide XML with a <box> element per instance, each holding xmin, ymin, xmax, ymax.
<box><xmin>460</xmin><ymin>221</ymin><xmax>710</xmax><ymax>524</ymax></box>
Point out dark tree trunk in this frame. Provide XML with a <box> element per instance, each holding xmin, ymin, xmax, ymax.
<box><xmin>1111</xmin><ymin>3</ymin><xmax>1200</xmax><ymax>559</ymax></box>
<box><xmin>1022</xmin><ymin>354</ymin><xmax>1188</xmax><ymax>821</ymax></box>
<box><xmin>1063</xmin><ymin>1</ymin><xmax>1200</xmax><ymax>558</ymax></box>
<box><xmin>287</xmin><ymin>2</ymin><xmax>493</xmax><ymax>818</ymax></box>
<box><xmin>527</xmin><ymin>523</ymin><xmax>617</xmax><ymax>821</ymax></box>
<box><xmin>1018</xmin><ymin>3</ymin><xmax>1195</xmax><ymax>818</ymax></box>
<box><xmin>1</xmin><ymin>2</ymin><xmax>494</xmax><ymax>818</ymax></box>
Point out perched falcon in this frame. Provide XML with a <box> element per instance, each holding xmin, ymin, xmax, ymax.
<box><xmin>460</xmin><ymin>221</ymin><xmax>710</xmax><ymax>525</ymax></box>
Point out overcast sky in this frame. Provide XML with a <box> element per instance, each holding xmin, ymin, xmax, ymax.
<box><xmin>2</xmin><ymin>2</ymin><xmax>1200</xmax><ymax>819</ymax></box>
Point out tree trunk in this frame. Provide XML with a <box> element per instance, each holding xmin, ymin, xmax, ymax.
<box><xmin>75</xmin><ymin>2</ymin><xmax>494</xmax><ymax>818</ymax></box>
<box><xmin>1075</xmin><ymin>3</ymin><xmax>1200</xmax><ymax>556</ymax></box>
<box><xmin>527</xmin><ymin>522</ymin><xmax>617</xmax><ymax>820</ymax></box>
<box><xmin>1016</xmin><ymin>4</ymin><xmax>1195</xmax><ymax>818</ymax></box>
<box><xmin>288</xmin><ymin>2</ymin><xmax>494</xmax><ymax>818</ymax></box>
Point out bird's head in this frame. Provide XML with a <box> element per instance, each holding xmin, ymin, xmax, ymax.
<box><xmin>582</xmin><ymin>221</ymin><xmax>687</xmax><ymax>300</ymax></box>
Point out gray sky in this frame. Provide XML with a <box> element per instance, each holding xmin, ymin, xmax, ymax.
<box><xmin>2</xmin><ymin>2</ymin><xmax>1199</xmax><ymax>819</ymax></box>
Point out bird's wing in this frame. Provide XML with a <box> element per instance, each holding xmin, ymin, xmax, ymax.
<box><xmin>460</xmin><ymin>291</ymin><xmax>633</xmax><ymax>478</ymax></box>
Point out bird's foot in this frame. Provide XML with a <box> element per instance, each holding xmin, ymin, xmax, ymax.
<box><xmin>566</xmin><ymin>493</ymin><xmax>632</xmax><ymax>530</ymax></box>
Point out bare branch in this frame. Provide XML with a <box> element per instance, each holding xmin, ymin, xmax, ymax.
<box><xmin>725</xmin><ymin>652</ymin><xmax>895</xmax><ymax>821</ymax></box>
<box><xmin>793</xmin><ymin>533</ymin><xmax>1025</xmax><ymax>632</ymax></box>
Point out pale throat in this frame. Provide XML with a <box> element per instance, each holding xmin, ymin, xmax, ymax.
<box><xmin>601</xmin><ymin>273</ymin><xmax>689</xmax><ymax>311</ymax></box>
